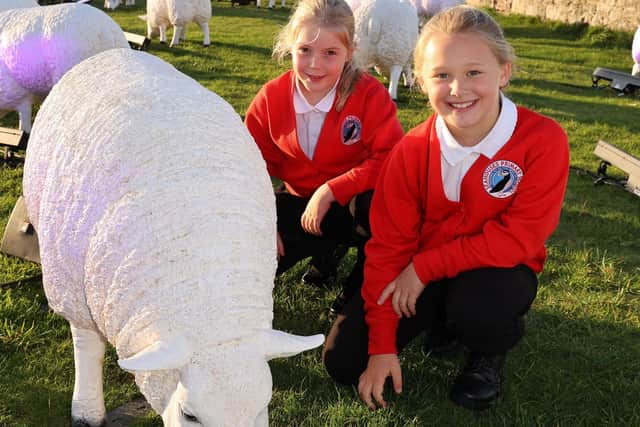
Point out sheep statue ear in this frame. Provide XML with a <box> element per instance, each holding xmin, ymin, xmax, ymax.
<box><xmin>261</xmin><ymin>329</ymin><xmax>324</xmax><ymax>361</ymax></box>
<box><xmin>118</xmin><ymin>335</ymin><xmax>193</xmax><ymax>372</ymax></box>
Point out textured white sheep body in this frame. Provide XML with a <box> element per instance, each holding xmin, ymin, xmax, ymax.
<box><xmin>104</xmin><ymin>0</ymin><xmax>136</xmax><ymax>10</ymax></box>
<box><xmin>352</xmin><ymin>0</ymin><xmax>419</xmax><ymax>100</ymax></box>
<box><xmin>23</xmin><ymin>48</ymin><xmax>323</xmax><ymax>427</ymax></box>
<box><xmin>142</xmin><ymin>0</ymin><xmax>212</xmax><ymax>47</ymax></box>
<box><xmin>0</xmin><ymin>0</ymin><xmax>38</xmax><ymax>12</ymax></box>
<box><xmin>0</xmin><ymin>3</ymin><xmax>129</xmax><ymax>133</ymax></box>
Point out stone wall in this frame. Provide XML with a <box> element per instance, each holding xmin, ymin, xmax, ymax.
<box><xmin>467</xmin><ymin>0</ymin><xmax>639</xmax><ymax>32</ymax></box>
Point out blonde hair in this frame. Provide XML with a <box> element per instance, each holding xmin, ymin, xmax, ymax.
<box><xmin>273</xmin><ymin>0</ymin><xmax>362</xmax><ymax>111</ymax></box>
<box><xmin>414</xmin><ymin>6</ymin><xmax>516</xmax><ymax>92</ymax></box>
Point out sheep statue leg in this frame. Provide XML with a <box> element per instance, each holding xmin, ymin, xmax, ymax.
<box><xmin>159</xmin><ymin>25</ymin><xmax>167</xmax><ymax>44</ymax></box>
<box><xmin>388</xmin><ymin>64</ymin><xmax>403</xmax><ymax>100</ymax></box>
<box><xmin>170</xmin><ymin>25</ymin><xmax>183</xmax><ymax>47</ymax></box>
<box><xmin>16</xmin><ymin>101</ymin><xmax>32</xmax><ymax>133</ymax></box>
<box><xmin>199</xmin><ymin>22</ymin><xmax>210</xmax><ymax>46</ymax></box>
<box><xmin>633</xmin><ymin>63</ymin><xmax>640</xmax><ymax>77</ymax></box>
<box><xmin>70</xmin><ymin>325</ymin><xmax>107</xmax><ymax>427</ymax></box>
<box><xmin>402</xmin><ymin>63</ymin><xmax>414</xmax><ymax>88</ymax></box>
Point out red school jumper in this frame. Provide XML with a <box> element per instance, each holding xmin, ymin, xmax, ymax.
<box><xmin>244</xmin><ymin>70</ymin><xmax>404</xmax><ymax>205</ymax></box>
<box><xmin>363</xmin><ymin>107</ymin><xmax>570</xmax><ymax>355</ymax></box>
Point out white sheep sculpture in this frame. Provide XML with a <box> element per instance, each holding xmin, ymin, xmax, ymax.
<box><xmin>0</xmin><ymin>3</ymin><xmax>129</xmax><ymax>133</ymax></box>
<box><xmin>141</xmin><ymin>0</ymin><xmax>212</xmax><ymax>47</ymax></box>
<box><xmin>22</xmin><ymin>48</ymin><xmax>324</xmax><ymax>427</ymax></box>
<box><xmin>104</xmin><ymin>0</ymin><xmax>136</xmax><ymax>9</ymax></box>
<box><xmin>256</xmin><ymin>0</ymin><xmax>285</xmax><ymax>8</ymax></box>
<box><xmin>352</xmin><ymin>0</ymin><xmax>419</xmax><ymax>100</ymax></box>
<box><xmin>412</xmin><ymin>0</ymin><xmax>465</xmax><ymax>19</ymax></box>
<box><xmin>0</xmin><ymin>0</ymin><xmax>38</xmax><ymax>12</ymax></box>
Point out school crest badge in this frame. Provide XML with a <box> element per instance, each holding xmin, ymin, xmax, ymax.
<box><xmin>341</xmin><ymin>115</ymin><xmax>361</xmax><ymax>145</ymax></box>
<box><xmin>482</xmin><ymin>160</ymin><xmax>523</xmax><ymax>198</ymax></box>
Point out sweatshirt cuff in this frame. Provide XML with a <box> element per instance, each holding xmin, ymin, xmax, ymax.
<box><xmin>412</xmin><ymin>251</ymin><xmax>433</xmax><ymax>285</ymax></box>
<box><xmin>326</xmin><ymin>176</ymin><xmax>353</xmax><ymax>206</ymax></box>
<box><xmin>367</xmin><ymin>316</ymin><xmax>399</xmax><ymax>355</ymax></box>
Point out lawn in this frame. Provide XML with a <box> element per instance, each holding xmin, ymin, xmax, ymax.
<box><xmin>1</xmin><ymin>2</ymin><xmax>639</xmax><ymax>426</ymax></box>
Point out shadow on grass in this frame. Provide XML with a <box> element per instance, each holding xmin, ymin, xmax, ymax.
<box><xmin>268</xmin><ymin>301</ymin><xmax>640</xmax><ymax>426</ymax></box>
<box><xmin>213</xmin><ymin>1</ymin><xmax>292</xmax><ymax>22</ymax></box>
<box><xmin>552</xmin><ymin>172</ymin><xmax>640</xmax><ymax>268</ymax></box>
<box><xmin>509</xmin><ymin>85</ymin><xmax>640</xmax><ymax>130</ymax></box>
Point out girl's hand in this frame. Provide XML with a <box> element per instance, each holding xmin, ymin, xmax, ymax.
<box><xmin>301</xmin><ymin>184</ymin><xmax>335</xmax><ymax>236</ymax></box>
<box><xmin>377</xmin><ymin>262</ymin><xmax>424</xmax><ymax>318</ymax></box>
<box><xmin>358</xmin><ymin>354</ymin><xmax>402</xmax><ymax>410</ymax></box>
<box><xmin>276</xmin><ymin>232</ymin><xmax>285</xmax><ymax>260</ymax></box>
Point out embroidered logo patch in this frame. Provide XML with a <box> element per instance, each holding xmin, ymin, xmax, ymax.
<box><xmin>482</xmin><ymin>160</ymin><xmax>523</xmax><ymax>198</ymax></box>
<box><xmin>341</xmin><ymin>115</ymin><xmax>361</xmax><ymax>145</ymax></box>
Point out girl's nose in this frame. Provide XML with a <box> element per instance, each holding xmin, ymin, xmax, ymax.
<box><xmin>309</xmin><ymin>52</ymin><xmax>320</xmax><ymax>67</ymax></box>
<box><xmin>449</xmin><ymin>78</ymin><xmax>465</xmax><ymax>96</ymax></box>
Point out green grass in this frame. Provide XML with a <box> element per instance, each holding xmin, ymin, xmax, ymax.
<box><xmin>1</xmin><ymin>2</ymin><xmax>640</xmax><ymax>425</ymax></box>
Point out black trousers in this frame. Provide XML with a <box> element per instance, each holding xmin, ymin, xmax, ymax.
<box><xmin>275</xmin><ymin>191</ymin><xmax>372</xmax><ymax>291</ymax></box>
<box><xmin>323</xmin><ymin>264</ymin><xmax>538</xmax><ymax>385</ymax></box>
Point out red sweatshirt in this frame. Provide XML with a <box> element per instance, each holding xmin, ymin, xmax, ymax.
<box><xmin>363</xmin><ymin>107</ymin><xmax>570</xmax><ymax>354</ymax></box>
<box><xmin>245</xmin><ymin>70</ymin><xmax>404</xmax><ymax>205</ymax></box>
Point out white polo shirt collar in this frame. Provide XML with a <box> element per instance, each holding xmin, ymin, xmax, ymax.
<box><xmin>293</xmin><ymin>78</ymin><xmax>338</xmax><ymax>113</ymax></box>
<box><xmin>437</xmin><ymin>93</ymin><xmax>518</xmax><ymax>165</ymax></box>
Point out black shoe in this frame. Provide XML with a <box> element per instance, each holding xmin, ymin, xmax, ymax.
<box><xmin>301</xmin><ymin>245</ymin><xmax>348</xmax><ymax>288</ymax></box>
<box><xmin>449</xmin><ymin>353</ymin><xmax>505</xmax><ymax>411</ymax></box>
<box><xmin>329</xmin><ymin>290</ymin><xmax>347</xmax><ymax>316</ymax></box>
<box><xmin>301</xmin><ymin>264</ymin><xmax>337</xmax><ymax>288</ymax></box>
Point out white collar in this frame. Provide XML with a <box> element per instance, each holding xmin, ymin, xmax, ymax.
<box><xmin>293</xmin><ymin>78</ymin><xmax>338</xmax><ymax>114</ymax></box>
<box><xmin>437</xmin><ymin>93</ymin><xmax>518</xmax><ymax>166</ymax></box>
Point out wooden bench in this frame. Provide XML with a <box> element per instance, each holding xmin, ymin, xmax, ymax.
<box><xmin>594</xmin><ymin>140</ymin><xmax>640</xmax><ymax>197</ymax></box>
<box><xmin>592</xmin><ymin>67</ymin><xmax>640</xmax><ymax>94</ymax></box>
<box><xmin>0</xmin><ymin>126</ymin><xmax>28</xmax><ymax>160</ymax></box>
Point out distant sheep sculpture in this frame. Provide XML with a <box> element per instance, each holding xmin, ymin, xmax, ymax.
<box><xmin>256</xmin><ymin>0</ymin><xmax>285</xmax><ymax>8</ymax></box>
<box><xmin>352</xmin><ymin>0</ymin><xmax>419</xmax><ymax>100</ymax></box>
<box><xmin>347</xmin><ymin>0</ymin><xmax>464</xmax><ymax>19</ymax></box>
<box><xmin>0</xmin><ymin>0</ymin><xmax>38</xmax><ymax>12</ymax></box>
<box><xmin>412</xmin><ymin>0</ymin><xmax>465</xmax><ymax>19</ymax></box>
<box><xmin>141</xmin><ymin>0</ymin><xmax>212</xmax><ymax>47</ymax></box>
<box><xmin>104</xmin><ymin>0</ymin><xmax>136</xmax><ymax>9</ymax></box>
<box><xmin>23</xmin><ymin>48</ymin><xmax>324</xmax><ymax>427</ymax></box>
<box><xmin>0</xmin><ymin>3</ymin><xmax>129</xmax><ymax>133</ymax></box>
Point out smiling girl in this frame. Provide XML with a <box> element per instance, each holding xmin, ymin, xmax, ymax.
<box><xmin>323</xmin><ymin>6</ymin><xmax>570</xmax><ymax>411</ymax></box>
<box><xmin>245</xmin><ymin>0</ymin><xmax>403</xmax><ymax>314</ymax></box>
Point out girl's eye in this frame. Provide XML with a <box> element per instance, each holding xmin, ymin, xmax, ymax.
<box><xmin>435</xmin><ymin>73</ymin><xmax>448</xmax><ymax>80</ymax></box>
<box><xmin>297</xmin><ymin>46</ymin><xmax>309</xmax><ymax>54</ymax></box>
<box><xmin>325</xmin><ymin>50</ymin><xmax>337</xmax><ymax>56</ymax></box>
<box><xmin>467</xmin><ymin>70</ymin><xmax>481</xmax><ymax>77</ymax></box>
